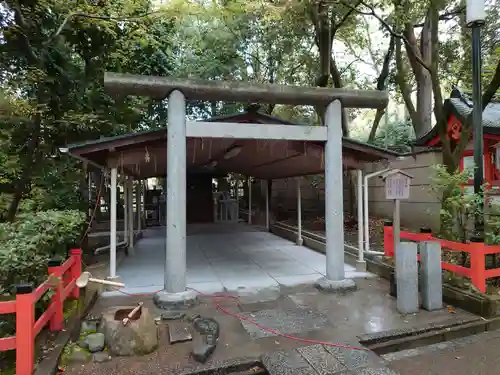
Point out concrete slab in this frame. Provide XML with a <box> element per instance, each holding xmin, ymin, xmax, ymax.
<box><xmin>102</xmin><ymin>224</ymin><xmax>374</xmax><ymax>297</ymax></box>
<box><xmin>239</xmin><ymin>307</ymin><xmax>332</xmax><ymax>339</ymax></box>
<box><xmin>168</xmin><ymin>322</ymin><xmax>193</xmax><ymax>344</ymax></box>
<box><xmin>296</xmin><ymin>345</ymin><xmax>347</xmax><ymax>374</ymax></box>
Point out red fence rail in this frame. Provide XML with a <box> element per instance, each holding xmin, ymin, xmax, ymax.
<box><xmin>384</xmin><ymin>225</ymin><xmax>500</xmax><ymax>293</ymax></box>
<box><xmin>0</xmin><ymin>248</ymin><xmax>82</xmax><ymax>375</ymax></box>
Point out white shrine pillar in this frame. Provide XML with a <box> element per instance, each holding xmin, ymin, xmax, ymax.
<box><xmin>356</xmin><ymin>169</ymin><xmax>366</xmax><ymax>271</ymax></box>
<box><xmin>128</xmin><ymin>179</ymin><xmax>134</xmax><ymax>255</ymax></box>
<box><xmin>296</xmin><ymin>177</ymin><xmax>303</xmax><ymax>246</ymax></box>
<box><xmin>248</xmin><ymin>176</ymin><xmax>252</xmax><ymax>225</ymax></box>
<box><xmin>154</xmin><ymin>90</ymin><xmax>196</xmax><ymax>308</ymax></box>
<box><xmin>316</xmin><ymin>100</ymin><xmax>356</xmax><ymax>292</ymax></box>
<box><xmin>235</xmin><ymin>175</ymin><xmax>239</xmax><ymax>223</ymax></box>
<box><xmin>265</xmin><ymin>180</ymin><xmax>270</xmax><ymax>231</ymax></box>
<box><xmin>123</xmin><ymin>177</ymin><xmax>128</xmax><ymax>246</ymax></box>
<box><xmin>109</xmin><ymin>167</ymin><xmax>118</xmax><ymax>278</ymax></box>
<box><xmin>136</xmin><ymin>180</ymin><xmax>142</xmax><ymax>232</ymax></box>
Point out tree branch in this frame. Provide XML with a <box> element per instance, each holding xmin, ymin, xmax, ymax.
<box><xmin>331</xmin><ymin>0</ymin><xmax>361</xmax><ymax>38</ymax></box>
<box><xmin>339</xmin><ymin>0</ymin><xmax>432</xmax><ymax>73</ymax></box>
<box><xmin>413</xmin><ymin>6</ymin><xmax>465</xmax><ymax>28</ymax></box>
<box><xmin>394</xmin><ymin>38</ymin><xmax>418</xmax><ymax>127</ymax></box>
<box><xmin>482</xmin><ymin>59</ymin><xmax>500</xmax><ymax>109</ymax></box>
<box><xmin>11</xmin><ymin>1</ymin><xmax>40</xmax><ymax>64</ymax></box>
<box><xmin>368</xmin><ymin>36</ymin><xmax>395</xmax><ymax>141</ymax></box>
<box><xmin>53</xmin><ymin>11</ymin><xmax>159</xmax><ymax>38</ymax></box>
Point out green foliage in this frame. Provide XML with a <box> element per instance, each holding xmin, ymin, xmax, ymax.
<box><xmin>0</xmin><ymin>210</ymin><xmax>85</xmax><ymax>294</ymax></box>
<box><xmin>429</xmin><ymin>164</ymin><xmax>482</xmax><ymax>242</ymax></box>
<box><xmin>371</xmin><ymin>119</ymin><xmax>415</xmax><ymax>152</ymax></box>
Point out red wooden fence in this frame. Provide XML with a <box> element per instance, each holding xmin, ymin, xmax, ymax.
<box><xmin>0</xmin><ymin>248</ymin><xmax>82</xmax><ymax>375</ymax></box>
<box><xmin>384</xmin><ymin>225</ymin><xmax>500</xmax><ymax>293</ymax></box>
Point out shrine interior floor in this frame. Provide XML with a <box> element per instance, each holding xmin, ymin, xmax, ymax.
<box><xmin>102</xmin><ymin>223</ymin><xmax>375</xmax><ymax>297</ymax></box>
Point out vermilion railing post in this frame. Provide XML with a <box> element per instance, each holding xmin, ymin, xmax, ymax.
<box><xmin>470</xmin><ymin>238</ymin><xmax>487</xmax><ymax>293</ymax></box>
<box><xmin>48</xmin><ymin>261</ymin><xmax>64</xmax><ymax>331</ymax></box>
<box><xmin>15</xmin><ymin>285</ymin><xmax>35</xmax><ymax>375</ymax></box>
<box><xmin>384</xmin><ymin>220</ymin><xmax>394</xmax><ymax>257</ymax></box>
<box><xmin>69</xmin><ymin>248</ymin><xmax>82</xmax><ymax>299</ymax></box>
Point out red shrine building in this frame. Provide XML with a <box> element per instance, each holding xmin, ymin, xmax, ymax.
<box><xmin>415</xmin><ymin>88</ymin><xmax>500</xmax><ymax>194</ymax></box>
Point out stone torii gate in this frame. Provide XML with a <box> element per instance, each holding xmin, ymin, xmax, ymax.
<box><xmin>103</xmin><ymin>72</ymin><xmax>389</xmax><ymax>308</ymax></box>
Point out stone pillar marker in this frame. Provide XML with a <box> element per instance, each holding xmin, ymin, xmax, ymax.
<box><xmin>420</xmin><ymin>241</ymin><xmax>443</xmax><ymax>311</ymax></box>
<box><xmin>154</xmin><ymin>90</ymin><xmax>197</xmax><ymax>309</ymax></box>
<box><xmin>315</xmin><ymin>100</ymin><xmax>356</xmax><ymax>292</ymax></box>
<box><xmin>396</xmin><ymin>242</ymin><xmax>419</xmax><ymax>314</ymax></box>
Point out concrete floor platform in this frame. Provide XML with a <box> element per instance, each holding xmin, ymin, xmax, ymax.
<box><xmin>102</xmin><ymin>223</ymin><xmax>375</xmax><ymax>297</ymax></box>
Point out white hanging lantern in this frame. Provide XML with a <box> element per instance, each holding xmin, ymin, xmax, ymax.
<box><xmin>466</xmin><ymin>0</ymin><xmax>486</xmax><ymax>26</ymax></box>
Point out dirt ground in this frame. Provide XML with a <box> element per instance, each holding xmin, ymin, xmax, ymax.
<box><xmin>63</xmin><ymin>278</ymin><xmax>478</xmax><ymax>375</ymax></box>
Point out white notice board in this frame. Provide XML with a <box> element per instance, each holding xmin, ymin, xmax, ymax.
<box><xmin>385</xmin><ymin>174</ymin><xmax>410</xmax><ymax>200</ymax></box>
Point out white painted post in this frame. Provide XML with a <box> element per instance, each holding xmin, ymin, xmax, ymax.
<box><xmin>235</xmin><ymin>175</ymin><xmax>239</xmax><ymax>223</ymax></box>
<box><xmin>393</xmin><ymin>199</ymin><xmax>401</xmax><ymax>264</ymax></box>
<box><xmin>165</xmin><ymin>90</ymin><xmax>187</xmax><ymax>293</ymax></box>
<box><xmin>128</xmin><ymin>179</ymin><xmax>134</xmax><ymax>254</ymax></box>
<box><xmin>123</xmin><ymin>178</ymin><xmax>128</xmax><ymax>245</ymax></box>
<box><xmin>265</xmin><ymin>180</ymin><xmax>270</xmax><ymax>231</ymax></box>
<box><xmin>356</xmin><ymin>170</ymin><xmax>366</xmax><ymax>271</ymax></box>
<box><xmin>248</xmin><ymin>177</ymin><xmax>252</xmax><ymax>224</ymax></box>
<box><xmin>296</xmin><ymin>177</ymin><xmax>303</xmax><ymax>246</ymax></box>
<box><xmin>88</xmin><ymin>172</ymin><xmax>92</xmax><ymax>218</ymax></box>
<box><xmin>110</xmin><ymin>167</ymin><xmax>117</xmax><ymax>278</ymax></box>
<box><xmin>316</xmin><ymin>100</ymin><xmax>355</xmax><ymax>292</ymax></box>
<box><xmin>136</xmin><ymin>180</ymin><xmax>141</xmax><ymax>232</ymax></box>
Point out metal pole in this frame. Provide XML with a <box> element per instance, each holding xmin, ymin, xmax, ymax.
<box><xmin>472</xmin><ymin>25</ymin><xmax>484</xmax><ymax>238</ymax></box>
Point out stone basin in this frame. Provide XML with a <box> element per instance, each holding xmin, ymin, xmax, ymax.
<box><xmin>98</xmin><ymin>306</ymin><xmax>158</xmax><ymax>356</ymax></box>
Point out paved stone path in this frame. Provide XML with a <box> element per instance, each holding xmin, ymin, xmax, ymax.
<box><xmin>384</xmin><ymin>329</ymin><xmax>500</xmax><ymax>375</ymax></box>
<box><xmin>262</xmin><ymin>344</ymin><xmax>400</xmax><ymax>375</ymax></box>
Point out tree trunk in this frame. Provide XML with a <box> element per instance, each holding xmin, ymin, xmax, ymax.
<box><xmin>368</xmin><ymin>36</ymin><xmax>395</xmax><ymax>141</ymax></box>
<box><xmin>368</xmin><ymin>109</ymin><xmax>386</xmax><ymax>142</ymax></box>
<box><xmin>415</xmin><ymin>11</ymin><xmax>434</xmax><ymax>137</ymax></box>
<box><xmin>6</xmin><ymin>114</ymin><xmax>42</xmax><ymax>221</ymax></box>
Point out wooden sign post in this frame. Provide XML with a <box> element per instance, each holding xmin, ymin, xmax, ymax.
<box><xmin>381</xmin><ymin>169</ymin><xmax>413</xmax><ymax>258</ymax></box>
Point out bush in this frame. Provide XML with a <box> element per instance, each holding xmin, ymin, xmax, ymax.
<box><xmin>0</xmin><ymin>209</ymin><xmax>85</xmax><ymax>297</ymax></box>
<box><xmin>429</xmin><ymin>164</ymin><xmax>482</xmax><ymax>243</ymax></box>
